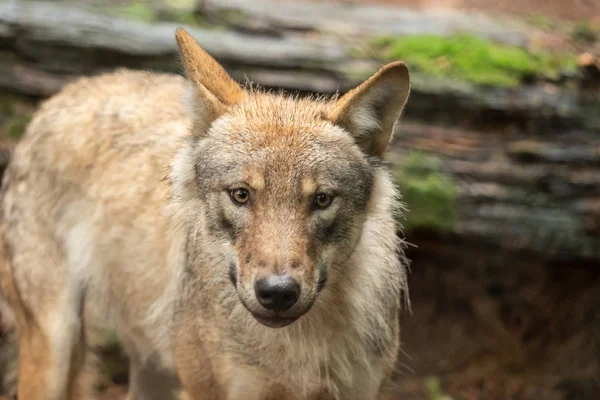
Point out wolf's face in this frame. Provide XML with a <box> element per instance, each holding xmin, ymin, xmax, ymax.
<box><xmin>173</xmin><ymin>29</ymin><xmax>410</xmax><ymax>328</ymax></box>
<box><xmin>192</xmin><ymin>95</ymin><xmax>378</xmax><ymax>327</ymax></box>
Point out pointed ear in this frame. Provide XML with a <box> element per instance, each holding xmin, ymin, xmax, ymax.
<box><xmin>326</xmin><ymin>62</ymin><xmax>410</xmax><ymax>158</ymax></box>
<box><xmin>175</xmin><ymin>28</ymin><xmax>245</xmax><ymax>133</ymax></box>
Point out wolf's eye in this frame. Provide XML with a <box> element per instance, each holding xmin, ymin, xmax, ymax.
<box><xmin>314</xmin><ymin>193</ymin><xmax>334</xmax><ymax>209</ymax></box>
<box><xmin>230</xmin><ymin>188</ymin><xmax>249</xmax><ymax>205</ymax></box>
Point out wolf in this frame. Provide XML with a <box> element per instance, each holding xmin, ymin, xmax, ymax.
<box><xmin>0</xmin><ymin>28</ymin><xmax>411</xmax><ymax>399</ymax></box>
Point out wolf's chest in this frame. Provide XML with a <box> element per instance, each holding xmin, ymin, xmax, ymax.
<box><xmin>226</xmin><ymin>323</ymin><xmax>366</xmax><ymax>399</ymax></box>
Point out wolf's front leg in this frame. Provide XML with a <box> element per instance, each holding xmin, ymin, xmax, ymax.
<box><xmin>176</xmin><ymin>360</ymin><xmax>268</xmax><ymax>400</ymax></box>
<box><xmin>175</xmin><ymin>348</ymin><xmax>227</xmax><ymax>400</ymax></box>
<box><xmin>174</xmin><ymin>318</ymin><xmax>230</xmax><ymax>400</ymax></box>
<box><xmin>3</xmin><ymin>234</ymin><xmax>87</xmax><ymax>400</ymax></box>
<box><xmin>176</xmin><ymin>368</ymin><xmax>226</xmax><ymax>400</ymax></box>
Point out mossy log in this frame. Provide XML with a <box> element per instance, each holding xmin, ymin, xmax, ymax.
<box><xmin>388</xmin><ymin>122</ymin><xmax>600</xmax><ymax>261</ymax></box>
<box><xmin>1</xmin><ymin>1</ymin><xmax>597</xmax><ymax>127</ymax></box>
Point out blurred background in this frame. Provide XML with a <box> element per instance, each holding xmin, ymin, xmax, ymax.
<box><xmin>0</xmin><ymin>0</ymin><xmax>599</xmax><ymax>399</ymax></box>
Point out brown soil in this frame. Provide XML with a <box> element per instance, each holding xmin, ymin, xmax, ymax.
<box><xmin>387</xmin><ymin>234</ymin><xmax>600</xmax><ymax>400</ymax></box>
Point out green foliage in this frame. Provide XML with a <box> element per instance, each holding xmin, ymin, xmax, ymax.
<box><xmin>425</xmin><ymin>376</ymin><xmax>455</xmax><ymax>400</ymax></box>
<box><xmin>0</xmin><ymin>97</ymin><xmax>14</xmax><ymax>115</ymax></box>
<box><xmin>0</xmin><ymin>94</ymin><xmax>25</xmax><ymax>115</ymax></box>
<box><xmin>105</xmin><ymin>1</ymin><xmax>217</xmax><ymax>27</ymax></box>
<box><xmin>167</xmin><ymin>10</ymin><xmax>206</xmax><ymax>26</ymax></box>
<box><xmin>529</xmin><ymin>14</ymin><xmax>555</xmax><ymax>30</ymax></box>
<box><xmin>3</xmin><ymin>116</ymin><xmax>30</xmax><ymax>139</ymax></box>
<box><xmin>572</xmin><ymin>22</ymin><xmax>598</xmax><ymax>44</ymax></box>
<box><xmin>172</xmin><ymin>8</ymin><xmax>248</xmax><ymax>29</ymax></box>
<box><xmin>118</xmin><ymin>1</ymin><xmax>158</xmax><ymax>23</ymax></box>
<box><xmin>372</xmin><ymin>34</ymin><xmax>577</xmax><ymax>87</ymax></box>
<box><xmin>0</xmin><ymin>93</ymin><xmax>35</xmax><ymax>140</ymax></box>
<box><xmin>163</xmin><ymin>0</ymin><xmax>197</xmax><ymax>8</ymax></box>
<box><xmin>92</xmin><ymin>329</ymin><xmax>129</xmax><ymax>386</ymax></box>
<box><xmin>395</xmin><ymin>152</ymin><xmax>457</xmax><ymax>233</ymax></box>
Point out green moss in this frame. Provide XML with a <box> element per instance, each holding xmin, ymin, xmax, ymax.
<box><xmin>425</xmin><ymin>376</ymin><xmax>455</xmax><ymax>400</ymax></box>
<box><xmin>0</xmin><ymin>94</ymin><xmax>26</xmax><ymax>115</ymax></box>
<box><xmin>168</xmin><ymin>10</ymin><xmax>206</xmax><ymax>26</ymax></box>
<box><xmin>218</xmin><ymin>9</ymin><xmax>250</xmax><ymax>25</ymax></box>
<box><xmin>163</xmin><ymin>0</ymin><xmax>197</xmax><ymax>8</ymax></box>
<box><xmin>174</xmin><ymin>8</ymin><xmax>248</xmax><ymax>29</ymax></box>
<box><xmin>0</xmin><ymin>98</ymin><xmax>14</xmax><ymax>115</ymax></box>
<box><xmin>3</xmin><ymin>116</ymin><xmax>30</xmax><ymax>139</ymax></box>
<box><xmin>529</xmin><ymin>14</ymin><xmax>555</xmax><ymax>30</ymax></box>
<box><xmin>107</xmin><ymin>1</ymin><xmax>157</xmax><ymax>23</ymax></box>
<box><xmin>572</xmin><ymin>22</ymin><xmax>598</xmax><ymax>44</ymax></box>
<box><xmin>395</xmin><ymin>152</ymin><xmax>457</xmax><ymax>233</ymax></box>
<box><xmin>103</xmin><ymin>1</ymin><xmax>236</xmax><ymax>28</ymax></box>
<box><xmin>126</xmin><ymin>2</ymin><xmax>158</xmax><ymax>22</ymax></box>
<box><xmin>371</xmin><ymin>34</ymin><xmax>577</xmax><ymax>87</ymax></box>
<box><xmin>91</xmin><ymin>329</ymin><xmax>129</xmax><ymax>386</ymax></box>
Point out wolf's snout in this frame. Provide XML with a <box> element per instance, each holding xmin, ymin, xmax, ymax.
<box><xmin>254</xmin><ymin>275</ymin><xmax>300</xmax><ymax>312</ymax></box>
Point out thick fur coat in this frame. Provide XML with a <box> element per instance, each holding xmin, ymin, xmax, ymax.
<box><xmin>0</xmin><ymin>28</ymin><xmax>411</xmax><ymax>399</ymax></box>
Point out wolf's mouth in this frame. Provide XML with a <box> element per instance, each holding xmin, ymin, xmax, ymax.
<box><xmin>237</xmin><ymin>295</ymin><xmax>299</xmax><ymax>328</ymax></box>
<box><xmin>252</xmin><ymin>313</ymin><xmax>298</xmax><ymax>328</ymax></box>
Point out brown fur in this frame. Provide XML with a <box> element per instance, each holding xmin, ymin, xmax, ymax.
<box><xmin>0</xmin><ymin>28</ymin><xmax>411</xmax><ymax>399</ymax></box>
<box><xmin>0</xmin><ymin>291</ymin><xmax>17</xmax><ymax>399</ymax></box>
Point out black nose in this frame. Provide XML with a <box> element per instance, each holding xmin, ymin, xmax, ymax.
<box><xmin>254</xmin><ymin>275</ymin><xmax>300</xmax><ymax>312</ymax></box>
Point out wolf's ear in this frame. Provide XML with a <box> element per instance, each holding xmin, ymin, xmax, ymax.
<box><xmin>175</xmin><ymin>28</ymin><xmax>245</xmax><ymax>133</ymax></box>
<box><xmin>326</xmin><ymin>62</ymin><xmax>410</xmax><ymax>158</ymax></box>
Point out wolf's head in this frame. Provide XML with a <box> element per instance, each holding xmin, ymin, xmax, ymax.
<box><xmin>171</xmin><ymin>29</ymin><xmax>410</xmax><ymax>328</ymax></box>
